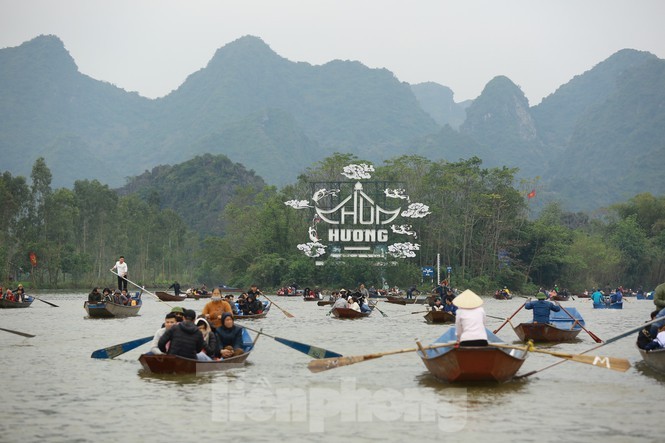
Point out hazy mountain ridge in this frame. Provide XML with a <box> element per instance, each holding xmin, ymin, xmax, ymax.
<box><xmin>1</xmin><ymin>34</ymin><xmax>663</xmax><ymax>213</ymax></box>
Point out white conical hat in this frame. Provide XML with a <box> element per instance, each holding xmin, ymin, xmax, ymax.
<box><xmin>452</xmin><ymin>289</ymin><xmax>484</xmax><ymax>309</ymax></box>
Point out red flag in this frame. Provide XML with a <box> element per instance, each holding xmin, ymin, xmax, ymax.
<box><xmin>527</xmin><ymin>189</ymin><xmax>536</xmax><ymax>199</ymax></box>
<box><xmin>29</xmin><ymin>251</ymin><xmax>38</xmax><ymax>266</ymax></box>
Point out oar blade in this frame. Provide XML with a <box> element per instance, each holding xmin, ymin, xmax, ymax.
<box><xmin>91</xmin><ymin>336</ymin><xmax>153</xmax><ymax>359</ymax></box>
<box><xmin>569</xmin><ymin>354</ymin><xmax>631</xmax><ymax>372</ymax></box>
<box><xmin>307</xmin><ymin>355</ymin><xmax>378</xmax><ymax>373</ymax></box>
<box><xmin>34</xmin><ymin>297</ymin><xmax>59</xmax><ymax>307</ymax></box>
<box><xmin>274</xmin><ymin>337</ymin><xmax>342</xmax><ymax>359</ymax></box>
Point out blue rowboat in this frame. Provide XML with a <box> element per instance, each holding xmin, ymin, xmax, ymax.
<box><xmin>513</xmin><ymin>307</ymin><xmax>585</xmax><ymax>342</ymax></box>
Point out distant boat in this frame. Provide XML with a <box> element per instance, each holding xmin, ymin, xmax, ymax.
<box><xmin>330</xmin><ymin>307</ymin><xmax>371</xmax><ymax>319</ymax></box>
<box><xmin>423</xmin><ymin>310</ymin><xmax>455</xmax><ymax>324</ymax></box>
<box><xmin>512</xmin><ymin>308</ymin><xmax>585</xmax><ymax>342</ymax></box>
<box><xmin>155</xmin><ymin>291</ymin><xmax>187</xmax><ymax>302</ymax></box>
<box><xmin>84</xmin><ymin>298</ymin><xmax>142</xmax><ymax>318</ymax></box>
<box><xmin>0</xmin><ymin>296</ymin><xmax>34</xmax><ymax>309</ymax></box>
<box><xmin>417</xmin><ymin>327</ymin><xmax>527</xmax><ymax>383</ymax></box>
<box><xmin>234</xmin><ymin>301</ymin><xmax>271</xmax><ymax>320</ymax></box>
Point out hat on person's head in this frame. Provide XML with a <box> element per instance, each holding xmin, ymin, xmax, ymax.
<box><xmin>183</xmin><ymin>309</ymin><xmax>196</xmax><ymax>320</ymax></box>
<box><xmin>452</xmin><ymin>289</ymin><xmax>484</xmax><ymax>309</ymax></box>
<box><xmin>170</xmin><ymin>306</ymin><xmax>184</xmax><ymax>314</ymax></box>
<box><xmin>114</xmin><ymin>289</ymin><xmax>121</xmax><ymax>294</ymax></box>
<box><xmin>340</xmin><ymin>288</ymin><xmax>347</xmax><ymax>293</ymax></box>
<box><xmin>536</xmin><ymin>292</ymin><xmax>547</xmax><ymax>300</ymax></box>
<box><xmin>195</xmin><ymin>317</ymin><xmax>210</xmax><ymax>330</ymax></box>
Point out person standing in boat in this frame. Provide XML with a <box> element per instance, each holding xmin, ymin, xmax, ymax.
<box><xmin>247</xmin><ymin>284</ymin><xmax>262</xmax><ymax>299</ymax></box>
<box><xmin>215</xmin><ymin>312</ymin><xmax>245</xmax><ymax>358</ymax></box>
<box><xmin>452</xmin><ymin>290</ymin><xmax>488</xmax><ymax>347</ymax></box>
<box><xmin>110</xmin><ymin>256</ymin><xmax>128</xmax><ymax>291</ymax></box>
<box><xmin>201</xmin><ymin>288</ymin><xmax>233</xmax><ymax>328</ymax></box>
<box><xmin>158</xmin><ymin>309</ymin><xmax>204</xmax><ymax>360</ymax></box>
<box><xmin>406</xmin><ymin>284</ymin><xmax>420</xmax><ymax>300</ymax></box>
<box><xmin>168</xmin><ymin>281</ymin><xmax>181</xmax><ymax>296</ymax></box>
<box><xmin>525</xmin><ymin>292</ymin><xmax>560</xmax><ymax>323</ymax></box>
<box><xmin>149</xmin><ymin>312</ymin><xmax>178</xmax><ymax>355</ymax></box>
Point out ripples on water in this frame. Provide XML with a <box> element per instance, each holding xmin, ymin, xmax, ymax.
<box><xmin>0</xmin><ymin>292</ymin><xmax>663</xmax><ymax>442</ymax></box>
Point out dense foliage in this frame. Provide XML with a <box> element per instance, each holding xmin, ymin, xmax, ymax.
<box><xmin>3</xmin><ymin>156</ymin><xmax>663</xmax><ymax>295</ymax></box>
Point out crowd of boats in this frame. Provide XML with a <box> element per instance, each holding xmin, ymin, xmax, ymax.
<box><xmin>2</xmin><ymin>275</ymin><xmax>664</xmax><ymax>382</ymax></box>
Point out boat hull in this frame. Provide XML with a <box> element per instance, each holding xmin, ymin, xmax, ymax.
<box><xmin>593</xmin><ymin>302</ymin><xmax>623</xmax><ymax>309</ymax></box>
<box><xmin>638</xmin><ymin>346</ymin><xmax>665</xmax><ymax>374</ymax></box>
<box><xmin>0</xmin><ymin>297</ymin><xmax>34</xmax><ymax>308</ymax></box>
<box><xmin>155</xmin><ymin>291</ymin><xmax>187</xmax><ymax>302</ymax></box>
<box><xmin>424</xmin><ymin>311</ymin><xmax>455</xmax><ymax>324</ymax></box>
<box><xmin>317</xmin><ymin>300</ymin><xmax>334</xmax><ymax>306</ymax></box>
<box><xmin>331</xmin><ymin>307</ymin><xmax>370</xmax><ymax>319</ymax></box>
<box><xmin>513</xmin><ymin>322</ymin><xmax>581</xmax><ymax>342</ymax></box>
<box><xmin>84</xmin><ymin>300</ymin><xmax>141</xmax><ymax>318</ymax></box>
<box><xmin>418</xmin><ymin>327</ymin><xmax>527</xmax><ymax>383</ymax></box>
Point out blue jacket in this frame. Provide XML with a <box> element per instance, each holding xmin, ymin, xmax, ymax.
<box><xmin>525</xmin><ymin>300</ymin><xmax>561</xmax><ymax>323</ymax></box>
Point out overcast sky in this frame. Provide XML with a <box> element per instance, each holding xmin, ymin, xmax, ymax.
<box><xmin>1</xmin><ymin>0</ymin><xmax>664</xmax><ymax>105</ymax></box>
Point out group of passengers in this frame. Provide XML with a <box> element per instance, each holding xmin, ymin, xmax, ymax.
<box><xmin>149</xmin><ymin>306</ymin><xmax>246</xmax><ymax>361</ymax></box>
<box><xmin>331</xmin><ymin>288</ymin><xmax>373</xmax><ymax>314</ymax></box>
<box><xmin>1</xmin><ymin>284</ymin><xmax>27</xmax><ymax>302</ymax></box>
<box><xmin>88</xmin><ymin>287</ymin><xmax>140</xmax><ymax>306</ymax></box>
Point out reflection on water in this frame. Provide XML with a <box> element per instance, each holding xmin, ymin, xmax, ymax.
<box><xmin>1</xmin><ymin>292</ymin><xmax>664</xmax><ymax>442</ymax></box>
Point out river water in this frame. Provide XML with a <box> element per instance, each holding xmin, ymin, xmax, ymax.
<box><xmin>0</xmin><ymin>291</ymin><xmax>663</xmax><ymax>443</ymax></box>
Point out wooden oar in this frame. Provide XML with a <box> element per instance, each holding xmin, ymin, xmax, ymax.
<box><xmin>30</xmin><ymin>295</ymin><xmax>59</xmax><ymax>307</ymax></box>
<box><xmin>91</xmin><ymin>336</ymin><xmax>153</xmax><ymax>359</ymax></box>
<box><xmin>243</xmin><ymin>325</ymin><xmax>341</xmax><ymax>358</ymax></box>
<box><xmin>110</xmin><ymin>271</ymin><xmax>173</xmax><ymax>308</ymax></box>
<box><xmin>493</xmin><ymin>302</ymin><xmax>526</xmax><ymax>334</ymax></box>
<box><xmin>259</xmin><ymin>293</ymin><xmax>294</xmax><ymax>318</ymax></box>
<box><xmin>556</xmin><ymin>302</ymin><xmax>603</xmax><ymax>343</ymax></box>
<box><xmin>0</xmin><ymin>327</ymin><xmax>35</xmax><ymax>338</ymax></box>
<box><xmin>393</xmin><ymin>310</ymin><xmax>429</xmax><ymax>318</ymax></box>
<box><xmin>370</xmin><ymin>300</ymin><xmax>388</xmax><ymax>317</ymax></box>
<box><xmin>308</xmin><ymin>341</ymin><xmax>458</xmax><ymax>373</ymax></box>
<box><xmin>492</xmin><ymin>342</ymin><xmax>629</xmax><ymax>372</ymax></box>
<box><xmin>515</xmin><ymin>314</ymin><xmax>665</xmax><ymax>379</ymax></box>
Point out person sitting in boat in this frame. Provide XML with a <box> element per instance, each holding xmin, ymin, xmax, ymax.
<box><xmin>610</xmin><ymin>288</ymin><xmax>623</xmax><ymax>304</ymax></box>
<box><xmin>501</xmin><ymin>287</ymin><xmax>512</xmax><ymax>299</ymax></box>
<box><xmin>168</xmin><ymin>281</ymin><xmax>181</xmax><ymax>296</ymax></box>
<box><xmin>332</xmin><ymin>295</ymin><xmax>349</xmax><ymax>310</ymax></box>
<box><xmin>644</xmin><ymin>324</ymin><xmax>665</xmax><ymax>351</ymax></box>
<box><xmin>348</xmin><ymin>296</ymin><xmax>361</xmax><ymax>312</ymax></box>
<box><xmin>149</xmin><ymin>312</ymin><xmax>178</xmax><ymax>355</ymax></box>
<box><xmin>112</xmin><ymin>289</ymin><xmax>127</xmax><ymax>305</ymax></box>
<box><xmin>637</xmin><ymin>310</ymin><xmax>660</xmax><ymax>349</ymax></box>
<box><xmin>591</xmin><ymin>288</ymin><xmax>604</xmax><ymax>304</ymax></box>
<box><xmin>195</xmin><ymin>317</ymin><xmax>220</xmax><ymax>360</ymax></box>
<box><xmin>548</xmin><ymin>289</ymin><xmax>557</xmax><ymax>300</ymax></box>
<box><xmin>101</xmin><ymin>287</ymin><xmax>112</xmax><ymax>302</ymax></box>
<box><xmin>120</xmin><ymin>289</ymin><xmax>133</xmax><ymax>305</ymax></box>
<box><xmin>525</xmin><ymin>292</ymin><xmax>561</xmax><ymax>323</ymax></box>
<box><xmin>243</xmin><ymin>294</ymin><xmax>264</xmax><ymax>315</ymax></box>
<box><xmin>158</xmin><ymin>309</ymin><xmax>205</xmax><ymax>360</ymax></box>
<box><xmin>443</xmin><ymin>296</ymin><xmax>457</xmax><ymax>315</ymax></box>
<box><xmin>202</xmin><ymin>289</ymin><xmax>233</xmax><ymax>328</ymax></box>
<box><xmin>88</xmin><ymin>287</ymin><xmax>102</xmax><ymax>303</ymax></box>
<box><xmin>649</xmin><ymin>281</ymin><xmax>665</xmax><ymax>339</ymax></box>
<box><xmin>431</xmin><ymin>299</ymin><xmax>444</xmax><ymax>311</ymax></box>
<box><xmin>215</xmin><ymin>312</ymin><xmax>245</xmax><ymax>359</ymax></box>
<box><xmin>453</xmin><ymin>290</ymin><xmax>488</xmax><ymax>347</ymax></box>
<box><xmin>4</xmin><ymin>289</ymin><xmax>14</xmax><ymax>301</ymax></box>
<box><xmin>170</xmin><ymin>306</ymin><xmax>185</xmax><ymax>323</ymax></box>
<box><xmin>359</xmin><ymin>296</ymin><xmax>372</xmax><ymax>314</ymax></box>
<box><xmin>13</xmin><ymin>286</ymin><xmax>25</xmax><ymax>303</ymax></box>
<box><xmin>224</xmin><ymin>294</ymin><xmax>240</xmax><ymax>315</ymax></box>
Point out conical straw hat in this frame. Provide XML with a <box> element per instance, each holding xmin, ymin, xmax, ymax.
<box><xmin>452</xmin><ymin>289</ymin><xmax>484</xmax><ymax>309</ymax></box>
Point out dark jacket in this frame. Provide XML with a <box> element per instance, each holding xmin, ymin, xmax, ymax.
<box><xmin>243</xmin><ymin>297</ymin><xmax>263</xmax><ymax>315</ymax></box>
<box><xmin>525</xmin><ymin>300</ymin><xmax>561</xmax><ymax>323</ymax></box>
<box><xmin>215</xmin><ymin>313</ymin><xmax>245</xmax><ymax>350</ymax></box>
<box><xmin>158</xmin><ymin>321</ymin><xmax>205</xmax><ymax>359</ymax></box>
<box><xmin>88</xmin><ymin>291</ymin><xmax>102</xmax><ymax>303</ymax></box>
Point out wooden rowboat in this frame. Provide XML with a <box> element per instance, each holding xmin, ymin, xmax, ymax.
<box><xmin>550</xmin><ymin>294</ymin><xmax>570</xmax><ymax>301</ymax></box>
<box><xmin>303</xmin><ymin>296</ymin><xmax>319</xmax><ymax>302</ymax></box>
<box><xmin>155</xmin><ymin>291</ymin><xmax>187</xmax><ymax>302</ymax></box>
<box><xmin>84</xmin><ymin>299</ymin><xmax>142</xmax><ymax>318</ymax></box>
<box><xmin>424</xmin><ymin>310</ymin><xmax>455</xmax><ymax>324</ymax></box>
<box><xmin>139</xmin><ymin>329</ymin><xmax>256</xmax><ymax>374</ymax></box>
<box><xmin>637</xmin><ymin>345</ymin><xmax>665</xmax><ymax>374</ymax></box>
<box><xmin>418</xmin><ymin>327</ymin><xmax>527</xmax><ymax>383</ymax></box>
<box><xmin>0</xmin><ymin>296</ymin><xmax>34</xmax><ymax>309</ymax></box>
<box><xmin>331</xmin><ymin>307</ymin><xmax>371</xmax><ymax>319</ymax></box>
<box><xmin>493</xmin><ymin>292</ymin><xmax>512</xmax><ymax>300</ymax></box>
<box><xmin>512</xmin><ymin>308</ymin><xmax>584</xmax><ymax>342</ymax></box>
<box><xmin>317</xmin><ymin>300</ymin><xmax>334</xmax><ymax>306</ymax></box>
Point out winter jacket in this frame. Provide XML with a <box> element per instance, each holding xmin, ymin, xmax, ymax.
<box><xmin>158</xmin><ymin>321</ymin><xmax>204</xmax><ymax>359</ymax></box>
